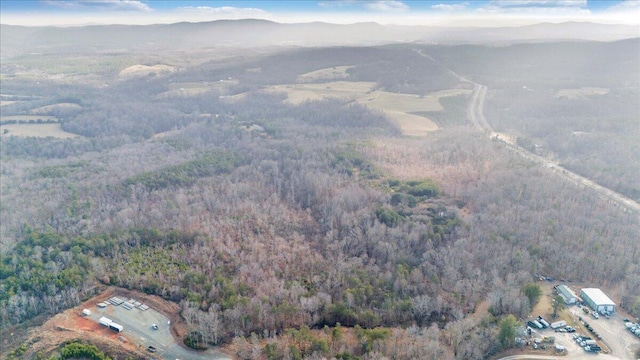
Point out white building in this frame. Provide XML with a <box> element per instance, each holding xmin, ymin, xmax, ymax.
<box><xmin>557</xmin><ymin>285</ymin><xmax>577</xmax><ymax>304</ymax></box>
<box><xmin>580</xmin><ymin>288</ymin><xmax>615</xmax><ymax>313</ymax></box>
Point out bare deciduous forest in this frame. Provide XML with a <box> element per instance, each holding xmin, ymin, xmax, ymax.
<box><xmin>0</xmin><ymin>21</ymin><xmax>638</xmax><ymax>360</ymax></box>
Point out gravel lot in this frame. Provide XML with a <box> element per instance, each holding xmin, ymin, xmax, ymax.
<box><xmin>568</xmin><ymin>307</ymin><xmax>639</xmax><ymax>360</ymax></box>
<box><xmin>85</xmin><ymin>298</ymin><xmax>230</xmax><ymax>360</ymax></box>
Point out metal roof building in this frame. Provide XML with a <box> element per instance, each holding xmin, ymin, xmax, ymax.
<box><xmin>557</xmin><ymin>285</ymin><xmax>577</xmax><ymax>304</ymax></box>
<box><xmin>580</xmin><ymin>288</ymin><xmax>615</xmax><ymax>313</ymax></box>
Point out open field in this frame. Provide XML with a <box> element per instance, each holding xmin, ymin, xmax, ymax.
<box><xmin>358</xmin><ymin>91</ymin><xmax>443</xmax><ymax>113</ymax></box>
<box><xmin>157</xmin><ymin>79</ymin><xmax>239</xmax><ymax>98</ymax></box>
<box><xmin>267</xmin><ymin>81</ymin><xmax>376</xmax><ymax>104</ymax></box>
<box><xmin>267</xmin><ymin>81</ymin><xmax>470</xmax><ymax>136</ymax></box>
<box><xmin>0</xmin><ymin>123</ymin><xmax>78</xmax><ymax>138</ymax></box>
<box><xmin>31</xmin><ymin>103</ymin><xmax>82</xmax><ymax>114</ymax></box>
<box><xmin>297</xmin><ymin>65</ymin><xmax>352</xmax><ymax>82</ymax></box>
<box><xmin>118</xmin><ymin>64</ymin><xmax>175</xmax><ymax>77</ymax></box>
<box><xmin>386</xmin><ymin>111</ymin><xmax>437</xmax><ymax>136</ymax></box>
<box><xmin>1</xmin><ymin>115</ymin><xmax>58</xmax><ymax>122</ymax></box>
<box><xmin>554</xmin><ymin>87</ymin><xmax>609</xmax><ymax>99</ymax></box>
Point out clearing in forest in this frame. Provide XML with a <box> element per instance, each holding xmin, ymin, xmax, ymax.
<box><xmin>157</xmin><ymin>80</ymin><xmax>239</xmax><ymax>98</ymax></box>
<box><xmin>267</xmin><ymin>81</ymin><xmax>470</xmax><ymax>136</ymax></box>
<box><xmin>267</xmin><ymin>81</ymin><xmax>376</xmax><ymax>103</ymax></box>
<box><xmin>0</xmin><ymin>123</ymin><xmax>79</xmax><ymax>138</ymax></box>
<box><xmin>554</xmin><ymin>87</ymin><xmax>609</xmax><ymax>99</ymax></box>
<box><xmin>31</xmin><ymin>103</ymin><xmax>82</xmax><ymax>114</ymax></box>
<box><xmin>118</xmin><ymin>64</ymin><xmax>175</xmax><ymax>77</ymax></box>
<box><xmin>297</xmin><ymin>65</ymin><xmax>353</xmax><ymax>82</ymax></box>
<box><xmin>1</xmin><ymin>115</ymin><xmax>58</xmax><ymax>122</ymax></box>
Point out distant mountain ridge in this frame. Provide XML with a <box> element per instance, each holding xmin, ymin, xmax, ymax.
<box><xmin>1</xmin><ymin>19</ymin><xmax>637</xmax><ymax>57</ymax></box>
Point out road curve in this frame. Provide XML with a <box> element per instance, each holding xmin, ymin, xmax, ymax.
<box><xmin>468</xmin><ymin>81</ymin><xmax>640</xmax><ymax>213</ymax></box>
<box><xmin>413</xmin><ymin>48</ymin><xmax>640</xmax><ymax>213</ymax></box>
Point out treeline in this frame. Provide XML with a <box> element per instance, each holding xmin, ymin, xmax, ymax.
<box><xmin>172</xmin><ymin>45</ymin><xmax>460</xmax><ymax>93</ymax></box>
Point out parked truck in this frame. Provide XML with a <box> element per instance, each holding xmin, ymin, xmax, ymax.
<box><xmin>528</xmin><ymin>320</ymin><xmax>544</xmax><ymax>329</ymax></box>
<box><xmin>537</xmin><ymin>318</ymin><xmax>550</xmax><ymax>328</ymax></box>
<box><xmin>550</xmin><ymin>320</ymin><xmax>567</xmax><ymax>330</ymax></box>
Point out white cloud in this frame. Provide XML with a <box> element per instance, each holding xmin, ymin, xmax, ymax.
<box><xmin>364</xmin><ymin>1</ymin><xmax>409</xmax><ymax>12</ymax></box>
<box><xmin>318</xmin><ymin>0</ymin><xmax>408</xmax><ymax>12</ymax></box>
<box><xmin>318</xmin><ymin>0</ymin><xmax>359</xmax><ymax>7</ymax></box>
<box><xmin>176</xmin><ymin>6</ymin><xmax>268</xmax><ymax>17</ymax></box>
<box><xmin>478</xmin><ymin>0</ymin><xmax>592</xmax><ymax>19</ymax></box>
<box><xmin>431</xmin><ymin>2</ymin><xmax>469</xmax><ymax>11</ymax></box>
<box><xmin>42</xmin><ymin>0</ymin><xmax>152</xmax><ymax>12</ymax></box>
<box><xmin>488</xmin><ymin>0</ymin><xmax>587</xmax><ymax>7</ymax></box>
<box><xmin>605</xmin><ymin>0</ymin><xmax>640</xmax><ymax>10</ymax></box>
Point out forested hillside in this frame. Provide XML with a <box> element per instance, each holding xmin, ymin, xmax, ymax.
<box><xmin>426</xmin><ymin>39</ymin><xmax>640</xmax><ymax>201</ymax></box>
<box><xmin>1</xmin><ymin>40</ymin><xmax>638</xmax><ymax>360</ymax></box>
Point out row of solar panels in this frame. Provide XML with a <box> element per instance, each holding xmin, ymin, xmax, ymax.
<box><xmin>107</xmin><ymin>296</ymin><xmax>149</xmax><ymax>311</ymax></box>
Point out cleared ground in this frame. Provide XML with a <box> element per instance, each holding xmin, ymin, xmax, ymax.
<box><xmin>119</xmin><ymin>64</ymin><xmax>175</xmax><ymax>78</ymax></box>
<box><xmin>3</xmin><ymin>287</ymin><xmax>232</xmax><ymax>360</ymax></box>
<box><xmin>267</xmin><ymin>81</ymin><xmax>376</xmax><ymax>104</ymax></box>
<box><xmin>31</xmin><ymin>103</ymin><xmax>81</xmax><ymax>114</ymax></box>
<box><xmin>157</xmin><ymin>80</ymin><xmax>239</xmax><ymax>98</ymax></box>
<box><xmin>1</xmin><ymin>115</ymin><xmax>58</xmax><ymax>121</ymax></box>
<box><xmin>554</xmin><ymin>87</ymin><xmax>609</xmax><ymax>99</ymax></box>
<box><xmin>297</xmin><ymin>65</ymin><xmax>352</xmax><ymax>82</ymax></box>
<box><xmin>0</xmin><ymin>123</ymin><xmax>78</xmax><ymax>138</ymax></box>
<box><xmin>267</xmin><ymin>81</ymin><xmax>469</xmax><ymax>136</ymax></box>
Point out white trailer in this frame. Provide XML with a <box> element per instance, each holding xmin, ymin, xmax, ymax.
<box><xmin>98</xmin><ymin>316</ymin><xmax>112</xmax><ymax>327</ymax></box>
<box><xmin>550</xmin><ymin>320</ymin><xmax>567</xmax><ymax>329</ymax></box>
<box><xmin>109</xmin><ymin>322</ymin><xmax>123</xmax><ymax>332</ymax></box>
<box><xmin>538</xmin><ymin>318</ymin><xmax>550</xmax><ymax>328</ymax></box>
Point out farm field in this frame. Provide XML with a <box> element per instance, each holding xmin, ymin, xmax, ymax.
<box><xmin>0</xmin><ymin>123</ymin><xmax>79</xmax><ymax>138</ymax></box>
<box><xmin>267</xmin><ymin>81</ymin><xmax>376</xmax><ymax>104</ymax></box>
<box><xmin>297</xmin><ymin>65</ymin><xmax>352</xmax><ymax>82</ymax></box>
<box><xmin>157</xmin><ymin>80</ymin><xmax>239</xmax><ymax>98</ymax></box>
<box><xmin>267</xmin><ymin>81</ymin><xmax>470</xmax><ymax>136</ymax></box>
<box><xmin>554</xmin><ymin>87</ymin><xmax>610</xmax><ymax>99</ymax></box>
<box><xmin>31</xmin><ymin>103</ymin><xmax>82</xmax><ymax>114</ymax></box>
<box><xmin>118</xmin><ymin>64</ymin><xmax>175</xmax><ymax>77</ymax></box>
<box><xmin>1</xmin><ymin>115</ymin><xmax>58</xmax><ymax>122</ymax></box>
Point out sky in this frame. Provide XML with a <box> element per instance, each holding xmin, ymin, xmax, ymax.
<box><xmin>1</xmin><ymin>0</ymin><xmax>639</xmax><ymax>27</ymax></box>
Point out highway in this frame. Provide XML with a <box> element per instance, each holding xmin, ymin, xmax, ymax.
<box><xmin>413</xmin><ymin>45</ymin><xmax>640</xmax><ymax>214</ymax></box>
<box><xmin>466</xmin><ymin>82</ymin><xmax>640</xmax><ymax>213</ymax></box>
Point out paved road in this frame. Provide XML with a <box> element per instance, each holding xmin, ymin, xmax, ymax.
<box><xmin>467</xmin><ymin>81</ymin><xmax>640</xmax><ymax>213</ymax></box>
<box><xmin>414</xmin><ymin>48</ymin><xmax>640</xmax><ymax>214</ymax></box>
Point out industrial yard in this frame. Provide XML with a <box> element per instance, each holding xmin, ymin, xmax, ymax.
<box><xmin>2</xmin><ymin>287</ymin><xmax>230</xmax><ymax>360</ymax></box>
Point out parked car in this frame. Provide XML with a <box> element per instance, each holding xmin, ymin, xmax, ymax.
<box><xmin>565</xmin><ymin>326</ymin><xmax>576</xmax><ymax>333</ymax></box>
<box><xmin>152</xmin><ymin>323</ymin><xmax>158</xmax><ymax>330</ymax></box>
<box><xmin>147</xmin><ymin>346</ymin><xmax>157</xmax><ymax>353</ymax></box>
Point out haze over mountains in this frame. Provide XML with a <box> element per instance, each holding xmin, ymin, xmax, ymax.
<box><xmin>1</xmin><ymin>19</ymin><xmax>638</xmax><ymax>57</ymax></box>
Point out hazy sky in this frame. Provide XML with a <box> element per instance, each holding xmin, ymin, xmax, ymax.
<box><xmin>1</xmin><ymin>0</ymin><xmax>639</xmax><ymax>26</ymax></box>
